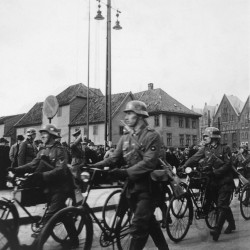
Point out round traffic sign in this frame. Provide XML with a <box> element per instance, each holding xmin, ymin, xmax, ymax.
<box><xmin>43</xmin><ymin>95</ymin><xmax>59</xmax><ymax>119</ymax></box>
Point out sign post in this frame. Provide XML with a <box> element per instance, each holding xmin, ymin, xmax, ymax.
<box><xmin>43</xmin><ymin>95</ymin><xmax>59</xmax><ymax>123</ymax></box>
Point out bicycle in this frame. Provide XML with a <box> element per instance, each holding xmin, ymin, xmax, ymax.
<box><xmin>0</xmin><ymin>172</ymin><xmax>50</xmax><ymax>237</ymax></box>
<box><xmin>36</xmin><ymin>166</ymin><xmax>132</xmax><ymax>250</ymax></box>
<box><xmin>166</xmin><ymin>166</ymin><xmax>218</xmax><ymax>242</ymax></box>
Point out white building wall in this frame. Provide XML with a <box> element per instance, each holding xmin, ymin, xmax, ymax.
<box><xmin>0</xmin><ymin>124</ymin><xmax>4</xmax><ymax>137</ymax></box>
<box><xmin>42</xmin><ymin>105</ymin><xmax>70</xmax><ymax>143</ymax></box>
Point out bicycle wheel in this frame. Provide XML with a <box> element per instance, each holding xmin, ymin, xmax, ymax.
<box><xmin>240</xmin><ymin>184</ymin><xmax>250</xmax><ymax>220</ymax></box>
<box><xmin>102</xmin><ymin>189</ymin><xmax>122</xmax><ymax>230</ymax></box>
<box><xmin>37</xmin><ymin>206</ymin><xmax>93</xmax><ymax>250</ymax></box>
<box><xmin>0</xmin><ymin>199</ymin><xmax>19</xmax><ymax>235</ymax></box>
<box><xmin>166</xmin><ymin>194</ymin><xmax>193</xmax><ymax>242</ymax></box>
<box><xmin>116</xmin><ymin>208</ymin><xmax>133</xmax><ymax>250</ymax></box>
<box><xmin>205</xmin><ymin>202</ymin><xmax>218</xmax><ymax>229</ymax></box>
<box><xmin>0</xmin><ymin>222</ymin><xmax>19</xmax><ymax>250</ymax></box>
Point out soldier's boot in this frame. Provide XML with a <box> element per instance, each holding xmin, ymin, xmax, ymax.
<box><xmin>224</xmin><ymin>208</ymin><xmax>236</xmax><ymax>234</ymax></box>
<box><xmin>129</xmin><ymin>236</ymin><xmax>148</xmax><ymax>250</ymax></box>
<box><xmin>149</xmin><ymin>222</ymin><xmax>169</xmax><ymax>250</ymax></box>
<box><xmin>210</xmin><ymin>211</ymin><xmax>226</xmax><ymax>241</ymax></box>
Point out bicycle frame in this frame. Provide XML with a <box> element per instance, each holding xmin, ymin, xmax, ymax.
<box><xmin>78</xmin><ymin>167</ymin><xmax>127</xmax><ymax>247</ymax></box>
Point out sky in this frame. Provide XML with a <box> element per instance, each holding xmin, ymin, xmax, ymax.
<box><xmin>0</xmin><ymin>0</ymin><xmax>249</xmax><ymax>116</ymax></box>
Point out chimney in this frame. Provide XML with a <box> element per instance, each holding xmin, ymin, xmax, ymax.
<box><xmin>148</xmin><ymin>83</ymin><xmax>154</xmax><ymax>90</ymax></box>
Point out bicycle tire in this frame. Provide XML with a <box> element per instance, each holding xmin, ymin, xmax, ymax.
<box><xmin>0</xmin><ymin>199</ymin><xmax>19</xmax><ymax>235</ymax></box>
<box><xmin>166</xmin><ymin>194</ymin><xmax>193</xmax><ymax>242</ymax></box>
<box><xmin>240</xmin><ymin>184</ymin><xmax>250</xmax><ymax>220</ymax></box>
<box><xmin>102</xmin><ymin>189</ymin><xmax>122</xmax><ymax>230</ymax></box>
<box><xmin>36</xmin><ymin>206</ymin><xmax>93</xmax><ymax>250</ymax></box>
<box><xmin>115</xmin><ymin>208</ymin><xmax>133</xmax><ymax>250</ymax></box>
<box><xmin>0</xmin><ymin>222</ymin><xmax>19</xmax><ymax>250</ymax></box>
<box><xmin>205</xmin><ymin>202</ymin><xmax>218</xmax><ymax>229</ymax></box>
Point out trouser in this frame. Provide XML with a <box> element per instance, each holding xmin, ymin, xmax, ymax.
<box><xmin>128</xmin><ymin>192</ymin><xmax>169</xmax><ymax>250</ymax></box>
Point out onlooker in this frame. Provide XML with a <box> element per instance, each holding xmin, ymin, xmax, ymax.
<box><xmin>9</xmin><ymin>135</ymin><xmax>25</xmax><ymax>168</ymax></box>
<box><xmin>18</xmin><ymin>128</ymin><xmax>38</xmax><ymax>166</ymax></box>
<box><xmin>0</xmin><ymin>138</ymin><xmax>11</xmax><ymax>189</ymax></box>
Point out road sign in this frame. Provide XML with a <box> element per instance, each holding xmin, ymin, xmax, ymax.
<box><xmin>43</xmin><ymin>95</ymin><xmax>59</xmax><ymax>120</ymax></box>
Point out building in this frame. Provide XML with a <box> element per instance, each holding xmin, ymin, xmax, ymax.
<box><xmin>0</xmin><ymin>114</ymin><xmax>25</xmax><ymax>145</ymax></box>
<box><xmin>238</xmin><ymin>96</ymin><xmax>250</xmax><ymax>147</ymax></box>
<box><xmin>13</xmin><ymin>82</ymin><xmax>201</xmax><ymax>147</ymax></box>
<box><xmin>213</xmin><ymin>94</ymin><xmax>244</xmax><ymax>150</ymax></box>
<box><xmin>133</xmin><ymin>83</ymin><xmax>201</xmax><ymax>148</ymax></box>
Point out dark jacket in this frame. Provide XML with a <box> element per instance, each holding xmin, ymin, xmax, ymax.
<box><xmin>17</xmin><ymin>139</ymin><xmax>38</xmax><ymax>166</ymax></box>
<box><xmin>99</xmin><ymin>124</ymin><xmax>161</xmax><ymax>194</ymax></box>
<box><xmin>184</xmin><ymin>143</ymin><xmax>234</xmax><ymax>187</ymax></box>
<box><xmin>9</xmin><ymin>143</ymin><xmax>20</xmax><ymax>168</ymax></box>
<box><xmin>16</xmin><ymin>141</ymin><xmax>73</xmax><ymax>193</ymax></box>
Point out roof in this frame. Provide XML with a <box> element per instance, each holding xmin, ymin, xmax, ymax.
<box><xmin>56</xmin><ymin>83</ymin><xmax>103</xmax><ymax>106</ymax></box>
<box><xmin>191</xmin><ymin>106</ymin><xmax>203</xmax><ymax>115</ymax></box>
<box><xmin>4</xmin><ymin>114</ymin><xmax>25</xmax><ymax>137</ymax></box>
<box><xmin>70</xmin><ymin>92</ymin><xmax>130</xmax><ymax>125</ymax></box>
<box><xmin>204</xmin><ymin>104</ymin><xmax>218</xmax><ymax>117</ymax></box>
<box><xmin>226</xmin><ymin>95</ymin><xmax>244</xmax><ymax>115</ymax></box>
<box><xmin>133</xmin><ymin>88</ymin><xmax>201</xmax><ymax>117</ymax></box>
<box><xmin>15</xmin><ymin>102</ymin><xmax>43</xmax><ymax>127</ymax></box>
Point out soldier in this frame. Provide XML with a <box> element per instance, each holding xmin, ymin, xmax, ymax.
<box><xmin>10</xmin><ymin>124</ymin><xmax>78</xmax><ymax>248</ymax></box>
<box><xmin>234</xmin><ymin>145</ymin><xmax>250</xmax><ymax>205</ymax></box>
<box><xmin>89</xmin><ymin>100</ymin><xmax>169</xmax><ymax>250</ymax></box>
<box><xmin>9</xmin><ymin>135</ymin><xmax>25</xmax><ymax>168</ymax></box>
<box><xmin>182</xmin><ymin>127</ymin><xmax>235</xmax><ymax>241</ymax></box>
<box><xmin>18</xmin><ymin>128</ymin><xmax>38</xmax><ymax>166</ymax></box>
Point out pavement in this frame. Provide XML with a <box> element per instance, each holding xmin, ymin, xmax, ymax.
<box><xmin>1</xmin><ymin>186</ymin><xmax>250</xmax><ymax>250</ymax></box>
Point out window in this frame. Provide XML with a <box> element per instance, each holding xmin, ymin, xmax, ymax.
<box><xmin>57</xmin><ymin>107</ymin><xmax>62</xmax><ymax>117</ymax></box>
<box><xmin>179</xmin><ymin>134</ymin><xmax>184</xmax><ymax>147</ymax></box>
<box><xmin>83</xmin><ymin>126</ymin><xmax>88</xmax><ymax>135</ymax></box>
<box><xmin>185</xmin><ymin>118</ymin><xmax>190</xmax><ymax>128</ymax></box>
<box><xmin>166</xmin><ymin>116</ymin><xmax>171</xmax><ymax>127</ymax></box>
<box><xmin>154</xmin><ymin>115</ymin><xmax>160</xmax><ymax>127</ymax></box>
<box><xmin>192</xmin><ymin>119</ymin><xmax>196</xmax><ymax>129</ymax></box>
<box><xmin>167</xmin><ymin>133</ymin><xmax>172</xmax><ymax>146</ymax></box>
<box><xmin>230</xmin><ymin>115</ymin><xmax>234</xmax><ymax>122</ymax></box>
<box><xmin>242</xmin><ymin>123</ymin><xmax>245</xmax><ymax>129</ymax></box>
<box><xmin>222</xmin><ymin>107</ymin><xmax>228</xmax><ymax>122</ymax></box>
<box><xmin>93</xmin><ymin>125</ymin><xmax>98</xmax><ymax>135</ymax></box>
<box><xmin>119</xmin><ymin>126</ymin><xmax>124</xmax><ymax>135</ymax></box>
<box><xmin>224</xmin><ymin>134</ymin><xmax>228</xmax><ymax>142</ymax></box>
<box><xmin>241</xmin><ymin>133</ymin><xmax>244</xmax><ymax>139</ymax></box>
<box><xmin>192</xmin><ymin>135</ymin><xmax>197</xmax><ymax>145</ymax></box>
<box><xmin>232</xmin><ymin>133</ymin><xmax>237</xmax><ymax>142</ymax></box>
<box><xmin>179</xmin><ymin>117</ymin><xmax>184</xmax><ymax>128</ymax></box>
<box><xmin>186</xmin><ymin>134</ymin><xmax>191</xmax><ymax>146</ymax></box>
<box><xmin>246</xmin><ymin>132</ymin><xmax>249</xmax><ymax>139</ymax></box>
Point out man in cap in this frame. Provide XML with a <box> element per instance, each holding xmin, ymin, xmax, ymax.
<box><xmin>0</xmin><ymin>138</ymin><xmax>11</xmax><ymax>189</ymax></box>
<box><xmin>18</xmin><ymin>128</ymin><xmax>38</xmax><ymax>167</ymax></box>
<box><xmin>89</xmin><ymin>100</ymin><xmax>169</xmax><ymax>250</ymax></box>
<box><xmin>11</xmin><ymin>124</ymin><xmax>78</xmax><ymax>247</ymax></box>
<box><xmin>9</xmin><ymin>135</ymin><xmax>25</xmax><ymax>168</ymax></box>
<box><xmin>182</xmin><ymin>126</ymin><xmax>235</xmax><ymax>241</ymax></box>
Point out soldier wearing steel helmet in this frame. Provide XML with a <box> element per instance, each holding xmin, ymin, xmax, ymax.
<box><xmin>17</xmin><ymin>128</ymin><xmax>38</xmax><ymax>167</ymax></box>
<box><xmin>182</xmin><ymin>126</ymin><xmax>235</xmax><ymax>241</ymax></box>
<box><xmin>89</xmin><ymin>100</ymin><xmax>169</xmax><ymax>250</ymax></box>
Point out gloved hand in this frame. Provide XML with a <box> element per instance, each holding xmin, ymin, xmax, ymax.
<box><xmin>109</xmin><ymin>168</ymin><xmax>128</xmax><ymax>181</ymax></box>
<box><xmin>28</xmin><ymin>172</ymin><xmax>44</xmax><ymax>186</ymax></box>
<box><xmin>7</xmin><ymin>167</ymin><xmax>16</xmax><ymax>173</ymax></box>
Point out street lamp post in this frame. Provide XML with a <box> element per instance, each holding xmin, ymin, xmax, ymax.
<box><xmin>95</xmin><ymin>0</ymin><xmax>122</xmax><ymax>148</ymax></box>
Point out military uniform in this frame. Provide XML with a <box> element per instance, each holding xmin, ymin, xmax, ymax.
<box><xmin>97</xmin><ymin>124</ymin><xmax>169</xmax><ymax>250</ymax></box>
<box><xmin>17</xmin><ymin>139</ymin><xmax>38</xmax><ymax>166</ymax></box>
<box><xmin>183</xmin><ymin>143</ymin><xmax>235</xmax><ymax>238</ymax></box>
<box><xmin>16</xmin><ymin>141</ymin><xmax>73</xmax><ymax>218</ymax></box>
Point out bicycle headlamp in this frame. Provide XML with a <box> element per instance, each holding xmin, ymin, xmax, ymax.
<box><xmin>81</xmin><ymin>172</ymin><xmax>90</xmax><ymax>182</ymax></box>
<box><xmin>185</xmin><ymin>167</ymin><xmax>192</xmax><ymax>174</ymax></box>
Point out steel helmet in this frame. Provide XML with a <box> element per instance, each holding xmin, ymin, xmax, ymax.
<box><xmin>124</xmin><ymin>100</ymin><xmax>149</xmax><ymax>118</ymax></box>
<box><xmin>39</xmin><ymin>124</ymin><xmax>60</xmax><ymax>138</ymax></box>
<box><xmin>26</xmin><ymin>128</ymin><xmax>36</xmax><ymax>136</ymax></box>
<box><xmin>203</xmin><ymin>127</ymin><xmax>221</xmax><ymax>139</ymax></box>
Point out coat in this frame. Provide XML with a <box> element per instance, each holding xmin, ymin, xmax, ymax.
<box><xmin>17</xmin><ymin>139</ymin><xmax>38</xmax><ymax>166</ymax></box>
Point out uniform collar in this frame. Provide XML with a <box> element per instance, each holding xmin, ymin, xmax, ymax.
<box><xmin>209</xmin><ymin>143</ymin><xmax>218</xmax><ymax>149</ymax></box>
<box><xmin>132</xmin><ymin>123</ymin><xmax>147</xmax><ymax>136</ymax></box>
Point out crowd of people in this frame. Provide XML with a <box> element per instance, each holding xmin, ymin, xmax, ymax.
<box><xmin>0</xmin><ymin>100</ymin><xmax>249</xmax><ymax>249</ymax></box>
